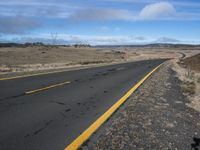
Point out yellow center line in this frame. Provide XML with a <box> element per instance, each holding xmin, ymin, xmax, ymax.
<box><xmin>0</xmin><ymin>70</ymin><xmax>70</xmax><ymax>81</ymax></box>
<box><xmin>25</xmin><ymin>81</ymin><xmax>71</xmax><ymax>95</ymax></box>
<box><xmin>64</xmin><ymin>63</ymin><xmax>163</xmax><ymax>150</ymax></box>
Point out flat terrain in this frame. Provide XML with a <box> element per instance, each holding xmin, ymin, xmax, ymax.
<box><xmin>0</xmin><ymin>59</ymin><xmax>164</xmax><ymax>150</ymax></box>
<box><xmin>0</xmin><ymin>46</ymin><xmax>124</xmax><ymax>65</ymax></box>
<box><xmin>0</xmin><ymin>45</ymin><xmax>199</xmax><ymax>76</ymax></box>
<box><xmin>0</xmin><ymin>46</ymin><xmax>124</xmax><ymax>73</ymax></box>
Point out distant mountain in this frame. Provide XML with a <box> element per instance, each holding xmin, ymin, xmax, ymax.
<box><xmin>0</xmin><ymin>42</ymin><xmax>45</xmax><ymax>47</ymax></box>
<box><xmin>93</xmin><ymin>43</ymin><xmax>200</xmax><ymax>48</ymax></box>
<box><xmin>154</xmin><ymin>37</ymin><xmax>180</xmax><ymax>43</ymax></box>
<box><xmin>0</xmin><ymin>42</ymin><xmax>199</xmax><ymax>48</ymax></box>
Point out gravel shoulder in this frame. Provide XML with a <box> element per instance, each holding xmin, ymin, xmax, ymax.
<box><xmin>84</xmin><ymin>61</ymin><xmax>200</xmax><ymax>150</ymax></box>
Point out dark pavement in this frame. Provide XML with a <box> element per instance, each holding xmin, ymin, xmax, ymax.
<box><xmin>0</xmin><ymin>59</ymin><xmax>165</xmax><ymax>150</ymax></box>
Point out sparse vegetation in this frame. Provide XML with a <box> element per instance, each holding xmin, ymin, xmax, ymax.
<box><xmin>0</xmin><ymin>42</ymin><xmax>45</xmax><ymax>48</ymax></box>
<box><xmin>197</xmin><ymin>76</ymin><xmax>200</xmax><ymax>83</ymax></box>
<box><xmin>73</xmin><ymin>44</ymin><xmax>91</xmax><ymax>48</ymax></box>
<box><xmin>181</xmin><ymin>81</ymin><xmax>196</xmax><ymax>95</ymax></box>
<box><xmin>79</xmin><ymin>60</ymin><xmax>109</xmax><ymax>65</ymax></box>
<box><xmin>174</xmin><ymin>53</ymin><xmax>200</xmax><ymax>112</ymax></box>
<box><xmin>181</xmin><ymin>53</ymin><xmax>200</xmax><ymax>72</ymax></box>
<box><xmin>114</xmin><ymin>51</ymin><xmax>126</xmax><ymax>54</ymax></box>
<box><xmin>0</xmin><ymin>44</ymin><xmax>199</xmax><ymax>78</ymax></box>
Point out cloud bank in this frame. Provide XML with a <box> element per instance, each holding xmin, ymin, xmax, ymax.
<box><xmin>69</xmin><ymin>2</ymin><xmax>177</xmax><ymax>21</ymax></box>
<box><xmin>69</xmin><ymin>8</ymin><xmax>133</xmax><ymax>21</ymax></box>
<box><xmin>0</xmin><ymin>16</ymin><xmax>41</xmax><ymax>34</ymax></box>
<box><xmin>2</xmin><ymin>34</ymin><xmax>187</xmax><ymax>45</ymax></box>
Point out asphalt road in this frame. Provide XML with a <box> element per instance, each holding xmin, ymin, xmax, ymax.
<box><xmin>0</xmin><ymin>59</ymin><xmax>165</xmax><ymax>150</ymax></box>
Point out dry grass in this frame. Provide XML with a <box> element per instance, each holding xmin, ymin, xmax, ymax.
<box><xmin>180</xmin><ymin>53</ymin><xmax>200</xmax><ymax>72</ymax></box>
<box><xmin>0</xmin><ymin>46</ymin><xmax>124</xmax><ymax>65</ymax></box>
<box><xmin>181</xmin><ymin>81</ymin><xmax>196</xmax><ymax>95</ymax></box>
<box><xmin>172</xmin><ymin>53</ymin><xmax>200</xmax><ymax>112</ymax></box>
<box><xmin>0</xmin><ymin>45</ymin><xmax>199</xmax><ymax>76</ymax></box>
<box><xmin>197</xmin><ymin>77</ymin><xmax>200</xmax><ymax>83</ymax></box>
<box><xmin>79</xmin><ymin>60</ymin><xmax>110</xmax><ymax>65</ymax></box>
<box><xmin>0</xmin><ymin>46</ymin><xmax>127</xmax><ymax>74</ymax></box>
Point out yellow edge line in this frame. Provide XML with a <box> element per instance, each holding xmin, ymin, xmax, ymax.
<box><xmin>25</xmin><ymin>81</ymin><xmax>70</xmax><ymax>94</ymax></box>
<box><xmin>0</xmin><ymin>70</ymin><xmax>71</xmax><ymax>81</ymax></box>
<box><xmin>65</xmin><ymin>63</ymin><xmax>163</xmax><ymax>150</ymax></box>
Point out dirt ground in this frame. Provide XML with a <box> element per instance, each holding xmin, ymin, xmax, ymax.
<box><xmin>0</xmin><ymin>46</ymin><xmax>199</xmax><ymax>76</ymax></box>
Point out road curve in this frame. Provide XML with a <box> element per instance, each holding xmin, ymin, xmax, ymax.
<box><xmin>0</xmin><ymin>59</ymin><xmax>165</xmax><ymax>150</ymax></box>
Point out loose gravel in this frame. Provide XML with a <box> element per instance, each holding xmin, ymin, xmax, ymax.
<box><xmin>84</xmin><ymin>61</ymin><xmax>200</xmax><ymax>150</ymax></box>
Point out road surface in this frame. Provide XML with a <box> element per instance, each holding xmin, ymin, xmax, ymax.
<box><xmin>0</xmin><ymin>59</ymin><xmax>165</xmax><ymax>150</ymax></box>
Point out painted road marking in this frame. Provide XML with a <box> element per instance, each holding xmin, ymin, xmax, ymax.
<box><xmin>65</xmin><ymin>63</ymin><xmax>163</xmax><ymax>150</ymax></box>
<box><xmin>0</xmin><ymin>70</ymin><xmax>70</xmax><ymax>81</ymax></box>
<box><xmin>0</xmin><ymin>63</ymin><xmax>122</xmax><ymax>81</ymax></box>
<box><xmin>25</xmin><ymin>81</ymin><xmax>70</xmax><ymax>95</ymax></box>
<box><xmin>0</xmin><ymin>61</ymin><xmax>141</xmax><ymax>81</ymax></box>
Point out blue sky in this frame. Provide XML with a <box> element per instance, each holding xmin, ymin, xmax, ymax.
<box><xmin>0</xmin><ymin>0</ymin><xmax>200</xmax><ymax>45</ymax></box>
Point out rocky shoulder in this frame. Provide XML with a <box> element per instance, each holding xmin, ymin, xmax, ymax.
<box><xmin>82</xmin><ymin>58</ymin><xmax>200</xmax><ymax>150</ymax></box>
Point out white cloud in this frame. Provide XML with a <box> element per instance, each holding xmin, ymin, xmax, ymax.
<box><xmin>2</xmin><ymin>33</ymin><xmax>199</xmax><ymax>45</ymax></box>
<box><xmin>68</xmin><ymin>2</ymin><xmax>179</xmax><ymax>21</ymax></box>
<box><xmin>1</xmin><ymin>1</ymin><xmax>199</xmax><ymax>21</ymax></box>
<box><xmin>39</xmin><ymin>34</ymin><xmax>154</xmax><ymax>45</ymax></box>
<box><xmin>130</xmin><ymin>36</ymin><xmax>146</xmax><ymax>41</ymax></box>
<box><xmin>139</xmin><ymin>2</ymin><xmax>176</xmax><ymax>20</ymax></box>
<box><xmin>69</xmin><ymin>8</ymin><xmax>133</xmax><ymax>21</ymax></box>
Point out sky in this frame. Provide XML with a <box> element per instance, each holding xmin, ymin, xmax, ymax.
<box><xmin>0</xmin><ymin>0</ymin><xmax>200</xmax><ymax>45</ymax></box>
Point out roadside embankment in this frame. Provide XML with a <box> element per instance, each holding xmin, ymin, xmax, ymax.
<box><xmin>172</xmin><ymin>54</ymin><xmax>200</xmax><ymax>113</ymax></box>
